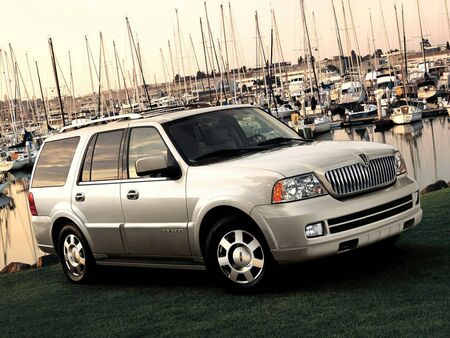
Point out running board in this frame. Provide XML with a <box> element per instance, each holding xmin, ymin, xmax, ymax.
<box><xmin>96</xmin><ymin>257</ymin><xmax>206</xmax><ymax>271</ymax></box>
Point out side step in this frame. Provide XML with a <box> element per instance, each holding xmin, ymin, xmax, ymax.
<box><xmin>96</xmin><ymin>257</ymin><xmax>206</xmax><ymax>271</ymax></box>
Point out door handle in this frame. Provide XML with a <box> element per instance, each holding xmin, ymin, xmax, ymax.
<box><xmin>127</xmin><ymin>190</ymin><xmax>139</xmax><ymax>200</ymax></box>
<box><xmin>75</xmin><ymin>193</ymin><xmax>85</xmax><ymax>202</ymax></box>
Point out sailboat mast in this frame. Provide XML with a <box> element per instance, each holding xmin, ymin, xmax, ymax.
<box><xmin>220</xmin><ymin>4</ymin><xmax>233</xmax><ymax>101</ymax></box>
<box><xmin>126</xmin><ymin>18</ymin><xmax>151</xmax><ymax>108</ymax></box>
<box><xmin>445</xmin><ymin>0</ymin><xmax>450</xmax><ymax>42</ymax></box>
<box><xmin>402</xmin><ymin>4</ymin><xmax>409</xmax><ymax>85</ymax></box>
<box><xmin>369</xmin><ymin>9</ymin><xmax>378</xmax><ymax>69</ymax></box>
<box><xmin>272</xmin><ymin>9</ymin><xmax>286</xmax><ymax>95</ymax></box>
<box><xmin>35</xmin><ymin>61</ymin><xmax>50</xmax><ymax>131</ymax></box>
<box><xmin>394</xmin><ymin>4</ymin><xmax>405</xmax><ymax>84</ymax></box>
<box><xmin>204</xmin><ymin>1</ymin><xmax>226</xmax><ymax>102</ymax></box>
<box><xmin>200</xmin><ymin>18</ymin><xmax>214</xmax><ymax>103</ymax></box>
<box><xmin>416</xmin><ymin>0</ymin><xmax>427</xmax><ymax>74</ymax></box>
<box><xmin>189</xmin><ymin>33</ymin><xmax>206</xmax><ymax>92</ymax></box>
<box><xmin>168</xmin><ymin>40</ymin><xmax>177</xmax><ymax>97</ymax></box>
<box><xmin>25</xmin><ymin>52</ymin><xmax>38</xmax><ymax>119</ymax></box>
<box><xmin>48</xmin><ymin>38</ymin><xmax>65</xmax><ymax>127</ymax></box>
<box><xmin>85</xmin><ymin>36</ymin><xmax>95</xmax><ymax>99</ymax></box>
<box><xmin>331</xmin><ymin>0</ymin><xmax>345</xmax><ymax>74</ymax></box>
<box><xmin>228</xmin><ymin>2</ymin><xmax>245</xmax><ymax>92</ymax></box>
<box><xmin>341</xmin><ymin>0</ymin><xmax>354</xmax><ymax>79</ymax></box>
<box><xmin>347</xmin><ymin>0</ymin><xmax>363</xmax><ymax>82</ymax></box>
<box><xmin>300</xmin><ymin>0</ymin><xmax>322</xmax><ymax>106</ymax></box>
<box><xmin>175</xmin><ymin>9</ymin><xmax>188</xmax><ymax>95</ymax></box>
<box><xmin>68</xmin><ymin>50</ymin><xmax>76</xmax><ymax>119</ymax></box>
<box><xmin>312</xmin><ymin>11</ymin><xmax>322</xmax><ymax>86</ymax></box>
<box><xmin>401</xmin><ymin>4</ymin><xmax>409</xmax><ymax>104</ymax></box>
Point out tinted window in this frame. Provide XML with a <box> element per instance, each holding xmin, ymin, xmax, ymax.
<box><xmin>128</xmin><ymin>127</ymin><xmax>168</xmax><ymax>179</ymax></box>
<box><xmin>90</xmin><ymin>130</ymin><xmax>124</xmax><ymax>181</ymax></box>
<box><xmin>32</xmin><ymin>137</ymin><xmax>79</xmax><ymax>188</ymax></box>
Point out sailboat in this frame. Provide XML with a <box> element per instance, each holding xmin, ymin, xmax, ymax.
<box><xmin>299</xmin><ymin>0</ymin><xmax>331</xmax><ymax>134</ymax></box>
<box><xmin>391</xmin><ymin>105</ymin><xmax>423</xmax><ymax>124</ymax></box>
<box><xmin>391</xmin><ymin>4</ymin><xmax>423</xmax><ymax>126</ymax></box>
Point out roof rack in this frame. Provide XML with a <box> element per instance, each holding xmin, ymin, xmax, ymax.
<box><xmin>59</xmin><ymin>114</ymin><xmax>142</xmax><ymax>133</ymax></box>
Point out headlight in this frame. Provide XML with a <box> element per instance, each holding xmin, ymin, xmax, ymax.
<box><xmin>394</xmin><ymin>151</ymin><xmax>407</xmax><ymax>175</ymax></box>
<box><xmin>272</xmin><ymin>173</ymin><xmax>327</xmax><ymax>203</ymax></box>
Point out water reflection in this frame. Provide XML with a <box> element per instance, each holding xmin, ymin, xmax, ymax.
<box><xmin>319</xmin><ymin>116</ymin><xmax>450</xmax><ymax>189</ymax></box>
<box><xmin>0</xmin><ymin>116</ymin><xmax>448</xmax><ymax>270</ymax></box>
<box><xmin>0</xmin><ymin>170</ymin><xmax>43</xmax><ymax>271</ymax></box>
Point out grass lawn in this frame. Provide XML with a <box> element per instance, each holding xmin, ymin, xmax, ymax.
<box><xmin>1</xmin><ymin>189</ymin><xmax>449</xmax><ymax>337</ymax></box>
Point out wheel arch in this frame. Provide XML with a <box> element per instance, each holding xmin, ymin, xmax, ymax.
<box><xmin>197</xmin><ymin>205</ymin><xmax>273</xmax><ymax>258</ymax></box>
<box><xmin>51</xmin><ymin>215</ymin><xmax>92</xmax><ymax>254</ymax></box>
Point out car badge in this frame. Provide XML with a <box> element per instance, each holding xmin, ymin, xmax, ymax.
<box><xmin>359</xmin><ymin>154</ymin><xmax>369</xmax><ymax>167</ymax></box>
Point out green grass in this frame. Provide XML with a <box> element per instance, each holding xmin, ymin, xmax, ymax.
<box><xmin>1</xmin><ymin>190</ymin><xmax>449</xmax><ymax>337</ymax></box>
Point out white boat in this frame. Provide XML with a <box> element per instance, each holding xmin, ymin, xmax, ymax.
<box><xmin>300</xmin><ymin>115</ymin><xmax>331</xmax><ymax>134</ymax></box>
<box><xmin>391</xmin><ymin>105</ymin><xmax>422</xmax><ymax>125</ymax></box>
<box><xmin>5</xmin><ymin>150</ymin><xmax>38</xmax><ymax>171</ymax></box>
<box><xmin>345</xmin><ymin>104</ymin><xmax>378</xmax><ymax>119</ymax></box>
<box><xmin>312</xmin><ymin>115</ymin><xmax>332</xmax><ymax>134</ymax></box>
<box><xmin>272</xmin><ymin>104</ymin><xmax>298</xmax><ymax>119</ymax></box>
<box><xmin>338</xmin><ymin>81</ymin><xmax>366</xmax><ymax>106</ymax></box>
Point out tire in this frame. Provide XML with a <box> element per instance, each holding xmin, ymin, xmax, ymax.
<box><xmin>57</xmin><ymin>224</ymin><xmax>96</xmax><ymax>283</ymax></box>
<box><xmin>205</xmin><ymin>215</ymin><xmax>273</xmax><ymax>291</ymax></box>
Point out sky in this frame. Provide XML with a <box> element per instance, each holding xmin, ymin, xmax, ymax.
<box><xmin>1</xmin><ymin>0</ymin><xmax>449</xmax><ymax>98</ymax></box>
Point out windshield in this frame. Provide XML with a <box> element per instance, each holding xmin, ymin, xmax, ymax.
<box><xmin>164</xmin><ymin>107</ymin><xmax>303</xmax><ymax>165</ymax></box>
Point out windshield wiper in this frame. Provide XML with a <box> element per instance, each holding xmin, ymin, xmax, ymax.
<box><xmin>257</xmin><ymin>137</ymin><xmax>307</xmax><ymax>146</ymax></box>
<box><xmin>193</xmin><ymin>148</ymin><xmax>261</xmax><ymax>162</ymax></box>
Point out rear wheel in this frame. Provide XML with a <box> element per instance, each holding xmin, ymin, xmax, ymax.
<box><xmin>205</xmin><ymin>215</ymin><xmax>273</xmax><ymax>291</ymax></box>
<box><xmin>57</xmin><ymin>224</ymin><xmax>96</xmax><ymax>283</ymax></box>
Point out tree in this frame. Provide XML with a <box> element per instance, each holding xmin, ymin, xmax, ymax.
<box><xmin>297</xmin><ymin>56</ymin><xmax>304</xmax><ymax>65</ymax></box>
<box><xmin>446</xmin><ymin>41</ymin><xmax>450</xmax><ymax>50</ymax></box>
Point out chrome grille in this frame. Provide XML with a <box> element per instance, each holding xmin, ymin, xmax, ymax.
<box><xmin>324</xmin><ymin>156</ymin><xmax>396</xmax><ymax>197</ymax></box>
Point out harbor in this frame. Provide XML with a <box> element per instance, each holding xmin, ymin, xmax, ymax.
<box><xmin>1</xmin><ymin>0</ymin><xmax>450</xmax><ymax>336</ymax></box>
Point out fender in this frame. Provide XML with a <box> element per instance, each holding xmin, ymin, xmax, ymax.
<box><xmin>188</xmin><ymin>195</ymin><xmax>278</xmax><ymax>257</ymax></box>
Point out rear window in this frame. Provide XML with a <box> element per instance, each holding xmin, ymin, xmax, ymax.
<box><xmin>32</xmin><ymin>137</ymin><xmax>80</xmax><ymax>188</ymax></box>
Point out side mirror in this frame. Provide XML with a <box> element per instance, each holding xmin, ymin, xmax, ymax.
<box><xmin>135</xmin><ymin>155</ymin><xmax>181</xmax><ymax>179</ymax></box>
<box><xmin>136</xmin><ymin>155</ymin><xmax>168</xmax><ymax>176</ymax></box>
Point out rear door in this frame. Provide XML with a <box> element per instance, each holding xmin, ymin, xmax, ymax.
<box><xmin>71</xmin><ymin>129</ymin><xmax>126</xmax><ymax>254</ymax></box>
<box><xmin>120</xmin><ymin>126</ymin><xmax>190</xmax><ymax>257</ymax></box>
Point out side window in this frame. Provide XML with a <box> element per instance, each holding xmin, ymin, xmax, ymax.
<box><xmin>90</xmin><ymin>130</ymin><xmax>124</xmax><ymax>181</ymax></box>
<box><xmin>32</xmin><ymin>137</ymin><xmax>80</xmax><ymax>188</ymax></box>
<box><xmin>80</xmin><ymin>135</ymin><xmax>97</xmax><ymax>182</ymax></box>
<box><xmin>128</xmin><ymin>127</ymin><xmax>168</xmax><ymax>179</ymax></box>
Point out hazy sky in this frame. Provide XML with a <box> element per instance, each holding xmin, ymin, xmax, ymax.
<box><xmin>1</xmin><ymin>0</ymin><xmax>449</xmax><ymax>97</ymax></box>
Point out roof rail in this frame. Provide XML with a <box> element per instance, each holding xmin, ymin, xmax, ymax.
<box><xmin>59</xmin><ymin>113</ymin><xmax>142</xmax><ymax>133</ymax></box>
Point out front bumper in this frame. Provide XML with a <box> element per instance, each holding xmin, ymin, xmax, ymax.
<box><xmin>250</xmin><ymin>175</ymin><xmax>422</xmax><ymax>264</ymax></box>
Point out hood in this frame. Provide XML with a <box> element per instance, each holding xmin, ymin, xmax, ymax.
<box><xmin>212</xmin><ymin>141</ymin><xmax>397</xmax><ymax>177</ymax></box>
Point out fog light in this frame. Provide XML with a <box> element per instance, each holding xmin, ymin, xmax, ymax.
<box><xmin>412</xmin><ymin>191</ymin><xmax>419</xmax><ymax>206</ymax></box>
<box><xmin>305</xmin><ymin>222</ymin><xmax>324</xmax><ymax>238</ymax></box>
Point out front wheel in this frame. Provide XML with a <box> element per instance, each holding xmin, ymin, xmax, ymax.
<box><xmin>57</xmin><ymin>224</ymin><xmax>96</xmax><ymax>283</ymax></box>
<box><xmin>205</xmin><ymin>216</ymin><xmax>273</xmax><ymax>291</ymax></box>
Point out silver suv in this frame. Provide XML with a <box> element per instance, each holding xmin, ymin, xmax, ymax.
<box><xmin>29</xmin><ymin>105</ymin><xmax>422</xmax><ymax>290</ymax></box>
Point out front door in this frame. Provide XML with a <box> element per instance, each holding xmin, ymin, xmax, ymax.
<box><xmin>120</xmin><ymin>126</ymin><xmax>189</xmax><ymax>257</ymax></box>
